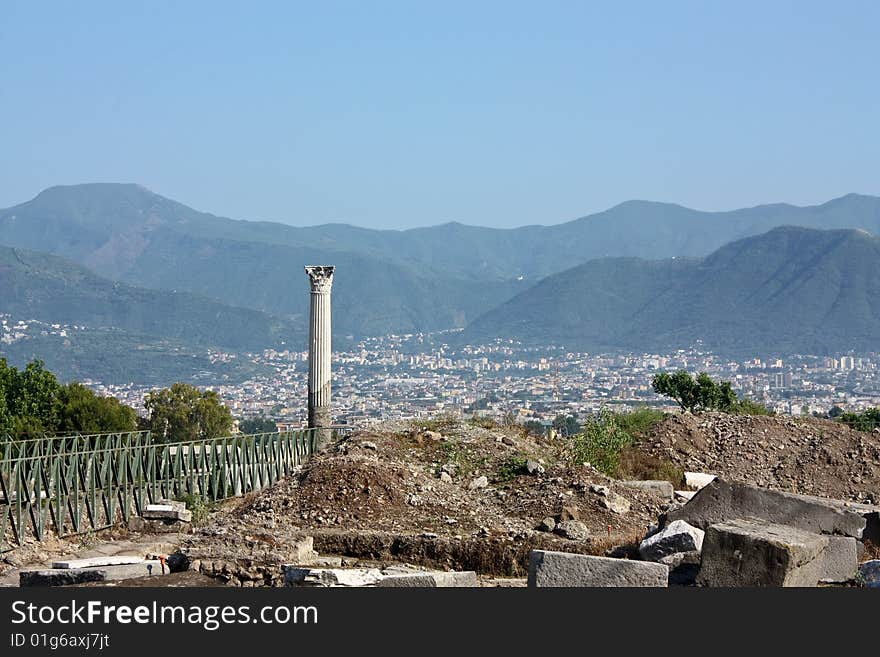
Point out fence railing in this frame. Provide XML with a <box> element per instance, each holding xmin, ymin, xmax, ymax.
<box><xmin>0</xmin><ymin>429</ymin><xmax>318</xmax><ymax>552</ymax></box>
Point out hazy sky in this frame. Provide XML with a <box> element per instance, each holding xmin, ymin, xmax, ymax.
<box><xmin>1</xmin><ymin>1</ymin><xmax>878</xmax><ymax>229</ymax></box>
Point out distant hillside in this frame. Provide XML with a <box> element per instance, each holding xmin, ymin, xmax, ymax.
<box><xmin>463</xmin><ymin>227</ymin><xmax>880</xmax><ymax>356</ymax></box>
<box><xmin>1</xmin><ymin>184</ymin><xmax>878</xmax><ymax>337</ymax></box>
<box><xmin>0</xmin><ymin>245</ymin><xmax>300</xmax><ymax>351</ymax></box>
<box><xmin>0</xmin><ymin>184</ymin><xmax>529</xmax><ymax>335</ymax></box>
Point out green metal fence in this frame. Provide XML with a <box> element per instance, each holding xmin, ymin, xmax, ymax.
<box><xmin>0</xmin><ymin>429</ymin><xmax>317</xmax><ymax>552</ymax></box>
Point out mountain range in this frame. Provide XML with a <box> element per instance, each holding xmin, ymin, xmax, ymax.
<box><xmin>1</xmin><ymin>183</ymin><xmax>879</xmax><ymax>382</ymax></box>
<box><xmin>464</xmin><ymin>226</ymin><xmax>880</xmax><ymax>356</ymax></box>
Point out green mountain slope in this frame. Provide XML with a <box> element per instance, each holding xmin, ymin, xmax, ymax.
<box><xmin>0</xmin><ymin>245</ymin><xmax>301</xmax><ymax>352</ymax></box>
<box><xmin>1</xmin><ymin>184</ymin><xmax>878</xmax><ymax>338</ymax></box>
<box><xmin>463</xmin><ymin>227</ymin><xmax>880</xmax><ymax>356</ymax></box>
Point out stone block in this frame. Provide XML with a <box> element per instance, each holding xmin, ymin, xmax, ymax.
<box><xmin>684</xmin><ymin>472</ymin><xmax>717</xmax><ymax>489</ymax></box>
<box><xmin>143</xmin><ymin>504</ymin><xmax>193</xmax><ymax>522</ymax></box>
<box><xmin>638</xmin><ymin>520</ymin><xmax>704</xmax><ymax>562</ymax></box>
<box><xmin>528</xmin><ymin>550</ymin><xmax>668</xmax><ymax>587</ymax></box>
<box><xmin>21</xmin><ymin>560</ymin><xmax>164</xmax><ymax>587</ymax></box>
<box><xmin>665</xmin><ymin>479</ymin><xmax>866</xmax><ymax>539</ymax></box>
<box><xmin>623</xmin><ymin>480</ymin><xmax>675</xmax><ymax>500</ymax></box>
<box><xmin>284</xmin><ymin>567</ymin><xmax>384</xmax><ymax>587</ymax></box>
<box><xmin>697</xmin><ymin>519</ymin><xmax>828</xmax><ymax>587</ymax></box>
<box><xmin>377</xmin><ymin>571</ymin><xmax>478</xmax><ymax>587</ymax></box>
<box><xmin>819</xmin><ymin>536</ymin><xmax>859</xmax><ymax>583</ymax></box>
<box><xmin>51</xmin><ymin>556</ymin><xmax>146</xmax><ymax>569</ymax></box>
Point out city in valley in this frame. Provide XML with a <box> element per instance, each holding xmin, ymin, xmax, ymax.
<box><xmin>46</xmin><ymin>333</ymin><xmax>880</xmax><ymax>431</ymax></box>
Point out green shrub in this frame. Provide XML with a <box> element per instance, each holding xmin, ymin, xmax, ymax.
<box><xmin>174</xmin><ymin>493</ymin><xmax>215</xmax><ymax>525</ymax></box>
<box><xmin>838</xmin><ymin>408</ymin><xmax>880</xmax><ymax>432</ymax></box>
<box><xmin>496</xmin><ymin>455</ymin><xmax>528</xmax><ymax>482</ymax></box>
<box><xmin>568</xmin><ymin>410</ymin><xmax>633</xmax><ymax>477</ymax></box>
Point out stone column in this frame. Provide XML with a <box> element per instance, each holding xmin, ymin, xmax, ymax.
<box><xmin>305</xmin><ymin>265</ymin><xmax>334</xmax><ymax>449</ymax></box>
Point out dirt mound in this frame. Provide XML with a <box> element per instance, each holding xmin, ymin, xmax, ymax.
<box><xmin>237</xmin><ymin>420</ymin><xmax>664</xmax><ymax>538</ymax></box>
<box><xmin>642</xmin><ymin>411</ymin><xmax>880</xmax><ymax>502</ymax></box>
<box><xmin>176</xmin><ymin>419</ymin><xmax>672</xmax><ymax>580</ymax></box>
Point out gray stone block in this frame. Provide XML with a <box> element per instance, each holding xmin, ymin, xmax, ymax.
<box><xmin>20</xmin><ymin>560</ymin><xmax>164</xmax><ymax>587</ymax></box>
<box><xmin>697</xmin><ymin>519</ymin><xmax>828</xmax><ymax>587</ymax></box>
<box><xmin>143</xmin><ymin>505</ymin><xmax>193</xmax><ymax>522</ymax></box>
<box><xmin>665</xmin><ymin>479</ymin><xmax>866</xmax><ymax>539</ymax></box>
<box><xmin>528</xmin><ymin>550</ymin><xmax>668</xmax><ymax>587</ymax></box>
<box><xmin>51</xmin><ymin>556</ymin><xmax>146</xmax><ymax>569</ymax></box>
<box><xmin>377</xmin><ymin>571</ymin><xmax>478</xmax><ymax>587</ymax></box>
<box><xmin>820</xmin><ymin>536</ymin><xmax>859</xmax><ymax>583</ymax></box>
<box><xmin>284</xmin><ymin>567</ymin><xmax>384</xmax><ymax>587</ymax></box>
<box><xmin>623</xmin><ymin>480</ymin><xmax>675</xmax><ymax>500</ymax></box>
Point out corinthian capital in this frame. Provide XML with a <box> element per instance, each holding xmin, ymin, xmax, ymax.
<box><xmin>305</xmin><ymin>265</ymin><xmax>335</xmax><ymax>293</ymax></box>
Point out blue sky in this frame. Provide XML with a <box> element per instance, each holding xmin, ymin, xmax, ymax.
<box><xmin>1</xmin><ymin>1</ymin><xmax>877</xmax><ymax>228</ymax></box>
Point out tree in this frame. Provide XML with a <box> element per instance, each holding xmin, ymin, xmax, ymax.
<box><xmin>0</xmin><ymin>359</ymin><xmax>63</xmax><ymax>437</ymax></box>
<box><xmin>652</xmin><ymin>370</ymin><xmax>699</xmax><ymax>412</ymax></box>
<box><xmin>0</xmin><ymin>359</ymin><xmax>139</xmax><ymax>439</ymax></box>
<box><xmin>552</xmin><ymin>413</ymin><xmax>580</xmax><ymax>437</ymax></box>
<box><xmin>652</xmin><ymin>369</ymin><xmax>769</xmax><ymax>415</ymax></box>
<box><xmin>59</xmin><ymin>383</ymin><xmax>137</xmax><ymax>434</ymax></box>
<box><xmin>144</xmin><ymin>382</ymin><xmax>233</xmax><ymax>442</ymax></box>
<box><xmin>238</xmin><ymin>415</ymin><xmax>278</xmax><ymax>434</ymax></box>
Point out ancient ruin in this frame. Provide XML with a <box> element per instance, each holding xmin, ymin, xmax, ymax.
<box><xmin>305</xmin><ymin>265</ymin><xmax>335</xmax><ymax>449</ymax></box>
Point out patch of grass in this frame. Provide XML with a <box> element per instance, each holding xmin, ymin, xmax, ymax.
<box><xmin>467</xmin><ymin>416</ymin><xmax>497</xmax><ymax>430</ymax></box>
<box><xmin>415</xmin><ymin>414</ymin><xmax>461</xmax><ymax>434</ymax></box>
<box><xmin>616</xmin><ymin>447</ymin><xmax>684</xmax><ymax>486</ymax></box>
<box><xmin>438</xmin><ymin>439</ymin><xmax>486</xmax><ymax>478</ymax></box>
<box><xmin>496</xmin><ymin>455</ymin><xmax>528</xmax><ymax>483</ymax></box>
<box><xmin>175</xmin><ymin>493</ymin><xmax>216</xmax><ymax>525</ymax></box>
<box><xmin>730</xmin><ymin>399</ymin><xmax>774</xmax><ymax>416</ymax></box>
<box><xmin>614</xmin><ymin>407</ymin><xmax>666</xmax><ymax>437</ymax></box>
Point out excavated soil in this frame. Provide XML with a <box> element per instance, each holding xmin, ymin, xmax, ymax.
<box><xmin>641</xmin><ymin>411</ymin><xmax>880</xmax><ymax>503</ymax></box>
<box><xmin>174</xmin><ymin>420</ymin><xmax>666</xmax><ymax>582</ymax></box>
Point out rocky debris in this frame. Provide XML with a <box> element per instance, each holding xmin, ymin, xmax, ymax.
<box><xmin>554</xmin><ymin>521</ymin><xmax>590</xmax><ymax>541</ymax></box>
<box><xmin>638</xmin><ymin>520</ymin><xmax>704</xmax><ymax>563</ymax></box>
<box><xmin>127</xmin><ymin>516</ymin><xmax>193</xmax><ymax>534</ymax></box>
<box><xmin>697</xmin><ymin>519</ymin><xmax>828</xmax><ymax>587</ymax></box>
<box><xmin>439</xmin><ymin>471</ymin><xmax>453</xmax><ymax>483</ymax></box>
<box><xmin>623</xmin><ymin>480</ymin><xmax>674</xmax><ymax>500</ymax></box>
<box><xmin>422</xmin><ymin>430</ymin><xmax>443</xmax><ymax>442</ymax></box>
<box><xmin>674</xmin><ymin>491</ymin><xmax>696</xmax><ymax>502</ymax></box>
<box><xmin>559</xmin><ymin>504</ymin><xmax>580</xmax><ymax>522</ymax></box>
<box><xmin>528</xmin><ymin>550</ymin><xmax>668</xmax><ymax>587</ymax></box>
<box><xmin>819</xmin><ymin>536</ymin><xmax>859</xmax><ymax>584</ymax></box>
<box><xmin>469</xmin><ymin>476</ymin><xmax>488</xmax><ymax>490</ymax></box>
<box><xmin>537</xmin><ymin>517</ymin><xmax>556</xmax><ymax>532</ymax></box>
<box><xmin>600</xmin><ymin>493</ymin><xmax>631</xmax><ymax>515</ymax></box>
<box><xmin>361</xmin><ymin>441</ymin><xmax>378</xmax><ymax>451</ymax></box>
<box><xmin>858</xmin><ymin>560</ymin><xmax>880</xmax><ymax>588</ymax></box>
<box><xmin>684</xmin><ymin>472</ymin><xmax>717</xmax><ymax>490</ymax></box>
<box><xmin>665</xmin><ymin>479</ymin><xmax>868</xmax><ymax>539</ymax></box>
<box><xmin>21</xmin><ymin>560</ymin><xmax>165</xmax><ymax>587</ymax></box>
<box><xmin>643</xmin><ymin>411</ymin><xmax>880</xmax><ymax>503</ymax></box>
<box><xmin>526</xmin><ymin>460</ymin><xmax>545</xmax><ymax>475</ymax></box>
